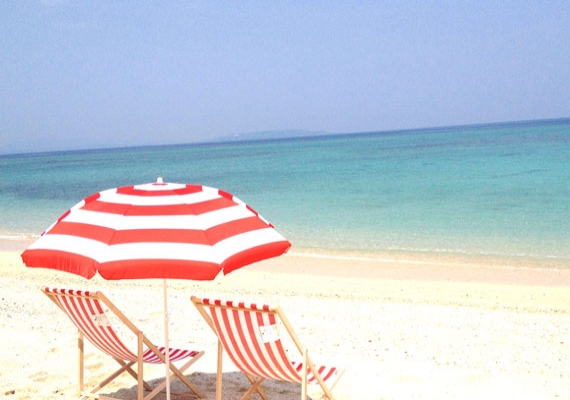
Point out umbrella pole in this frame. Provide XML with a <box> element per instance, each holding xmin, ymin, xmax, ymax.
<box><xmin>163</xmin><ymin>279</ymin><xmax>171</xmax><ymax>400</ymax></box>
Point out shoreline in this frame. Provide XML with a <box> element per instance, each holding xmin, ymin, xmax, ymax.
<box><xmin>4</xmin><ymin>236</ymin><xmax>570</xmax><ymax>284</ymax></box>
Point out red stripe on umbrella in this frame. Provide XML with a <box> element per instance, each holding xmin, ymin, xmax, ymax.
<box><xmin>81</xmin><ymin>196</ymin><xmax>236</xmax><ymax>216</ymax></box>
<box><xmin>116</xmin><ymin>184</ymin><xmax>205</xmax><ymax>196</ymax></box>
<box><xmin>22</xmin><ymin>249</ymin><xmax>100</xmax><ymax>279</ymax></box>
<box><xmin>45</xmin><ymin>218</ymin><xmax>270</xmax><ymax>245</ymax></box>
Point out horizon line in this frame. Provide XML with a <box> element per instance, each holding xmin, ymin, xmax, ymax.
<box><xmin>2</xmin><ymin>116</ymin><xmax>569</xmax><ymax>158</ymax></box>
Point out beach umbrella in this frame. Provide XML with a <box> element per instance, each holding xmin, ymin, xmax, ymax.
<box><xmin>21</xmin><ymin>178</ymin><xmax>291</xmax><ymax>399</ymax></box>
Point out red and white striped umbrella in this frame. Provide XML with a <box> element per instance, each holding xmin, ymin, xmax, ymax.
<box><xmin>22</xmin><ymin>178</ymin><xmax>291</xmax><ymax>280</ymax></box>
<box><xmin>21</xmin><ymin>178</ymin><xmax>291</xmax><ymax>399</ymax></box>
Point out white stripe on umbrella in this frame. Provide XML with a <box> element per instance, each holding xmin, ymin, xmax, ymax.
<box><xmin>131</xmin><ymin>182</ymin><xmax>188</xmax><ymax>191</ymax></box>
<box><xmin>98</xmin><ymin>186</ymin><xmax>221</xmax><ymax>205</ymax></box>
<box><xmin>60</xmin><ymin>204</ymin><xmax>256</xmax><ymax>230</ymax></box>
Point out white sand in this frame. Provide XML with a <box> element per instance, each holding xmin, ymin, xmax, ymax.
<box><xmin>1</xmin><ymin>249</ymin><xmax>570</xmax><ymax>399</ymax></box>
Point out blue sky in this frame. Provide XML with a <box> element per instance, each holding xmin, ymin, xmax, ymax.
<box><xmin>1</xmin><ymin>1</ymin><xmax>569</xmax><ymax>154</ymax></box>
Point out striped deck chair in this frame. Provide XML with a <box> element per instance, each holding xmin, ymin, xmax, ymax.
<box><xmin>42</xmin><ymin>287</ymin><xmax>205</xmax><ymax>400</ymax></box>
<box><xmin>191</xmin><ymin>296</ymin><xmax>344</xmax><ymax>400</ymax></box>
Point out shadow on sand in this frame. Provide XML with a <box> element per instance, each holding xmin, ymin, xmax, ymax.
<box><xmin>97</xmin><ymin>370</ymin><xmax>304</xmax><ymax>400</ymax></box>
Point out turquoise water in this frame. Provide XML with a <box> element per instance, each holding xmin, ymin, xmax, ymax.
<box><xmin>1</xmin><ymin>119</ymin><xmax>569</xmax><ymax>266</ymax></box>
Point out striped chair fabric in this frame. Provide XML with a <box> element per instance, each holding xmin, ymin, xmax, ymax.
<box><xmin>192</xmin><ymin>296</ymin><xmax>343</xmax><ymax>400</ymax></box>
<box><xmin>43</xmin><ymin>287</ymin><xmax>204</xmax><ymax>400</ymax></box>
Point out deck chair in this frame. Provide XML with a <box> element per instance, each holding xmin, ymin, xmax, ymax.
<box><xmin>42</xmin><ymin>287</ymin><xmax>205</xmax><ymax>400</ymax></box>
<box><xmin>191</xmin><ymin>296</ymin><xmax>344</xmax><ymax>400</ymax></box>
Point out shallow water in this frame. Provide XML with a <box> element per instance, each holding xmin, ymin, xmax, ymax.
<box><xmin>1</xmin><ymin>119</ymin><xmax>569</xmax><ymax>266</ymax></box>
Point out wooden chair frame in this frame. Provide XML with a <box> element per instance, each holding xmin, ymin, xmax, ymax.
<box><xmin>43</xmin><ymin>287</ymin><xmax>205</xmax><ymax>400</ymax></box>
<box><xmin>191</xmin><ymin>296</ymin><xmax>344</xmax><ymax>400</ymax></box>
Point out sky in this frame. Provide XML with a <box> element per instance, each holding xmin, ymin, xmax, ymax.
<box><xmin>1</xmin><ymin>1</ymin><xmax>570</xmax><ymax>154</ymax></box>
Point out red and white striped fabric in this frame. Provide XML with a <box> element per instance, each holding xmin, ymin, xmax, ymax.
<box><xmin>22</xmin><ymin>180</ymin><xmax>291</xmax><ymax>280</ymax></box>
<box><xmin>44</xmin><ymin>287</ymin><xmax>199</xmax><ymax>364</ymax></box>
<box><xmin>201</xmin><ymin>298</ymin><xmax>339</xmax><ymax>385</ymax></box>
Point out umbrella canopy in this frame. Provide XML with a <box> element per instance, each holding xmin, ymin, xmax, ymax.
<box><xmin>21</xmin><ymin>178</ymin><xmax>291</xmax><ymax>399</ymax></box>
<box><xmin>22</xmin><ymin>179</ymin><xmax>291</xmax><ymax>280</ymax></box>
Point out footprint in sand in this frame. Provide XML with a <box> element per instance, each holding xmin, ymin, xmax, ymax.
<box><xmin>86</xmin><ymin>362</ymin><xmax>104</xmax><ymax>371</ymax></box>
<box><xmin>29</xmin><ymin>370</ymin><xmax>48</xmax><ymax>382</ymax></box>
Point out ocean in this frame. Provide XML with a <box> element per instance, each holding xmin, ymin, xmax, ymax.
<box><xmin>1</xmin><ymin>119</ymin><xmax>569</xmax><ymax>268</ymax></box>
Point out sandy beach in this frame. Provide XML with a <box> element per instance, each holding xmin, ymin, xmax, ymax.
<box><xmin>1</xmin><ymin>246</ymin><xmax>570</xmax><ymax>400</ymax></box>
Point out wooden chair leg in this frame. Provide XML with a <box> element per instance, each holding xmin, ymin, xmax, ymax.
<box><xmin>137</xmin><ymin>333</ymin><xmax>144</xmax><ymax>400</ymax></box>
<box><xmin>241</xmin><ymin>376</ymin><xmax>266</xmax><ymax>400</ymax></box>
<box><xmin>86</xmin><ymin>360</ymin><xmax>138</xmax><ymax>396</ymax></box>
<box><xmin>216</xmin><ymin>340</ymin><xmax>223</xmax><ymax>400</ymax></box>
<box><xmin>143</xmin><ymin>354</ymin><xmax>205</xmax><ymax>400</ymax></box>
<box><xmin>78</xmin><ymin>330</ymin><xmax>84</xmax><ymax>397</ymax></box>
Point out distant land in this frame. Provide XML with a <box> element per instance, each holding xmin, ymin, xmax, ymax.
<box><xmin>217</xmin><ymin>117</ymin><xmax>570</xmax><ymax>144</ymax></box>
<box><xmin>218</xmin><ymin>129</ymin><xmax>331</xmax><ymax>142</ymax></box>
<box><xmin>2</xmin><ymin>118</ymin><xmax>568</xmax><ymax>156</ymax></box>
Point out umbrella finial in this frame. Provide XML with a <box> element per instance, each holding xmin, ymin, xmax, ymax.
<box><xmin>157</xmin><ymin>177</ymin><xmax>163</xmax><ymax>184</ymax></box>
